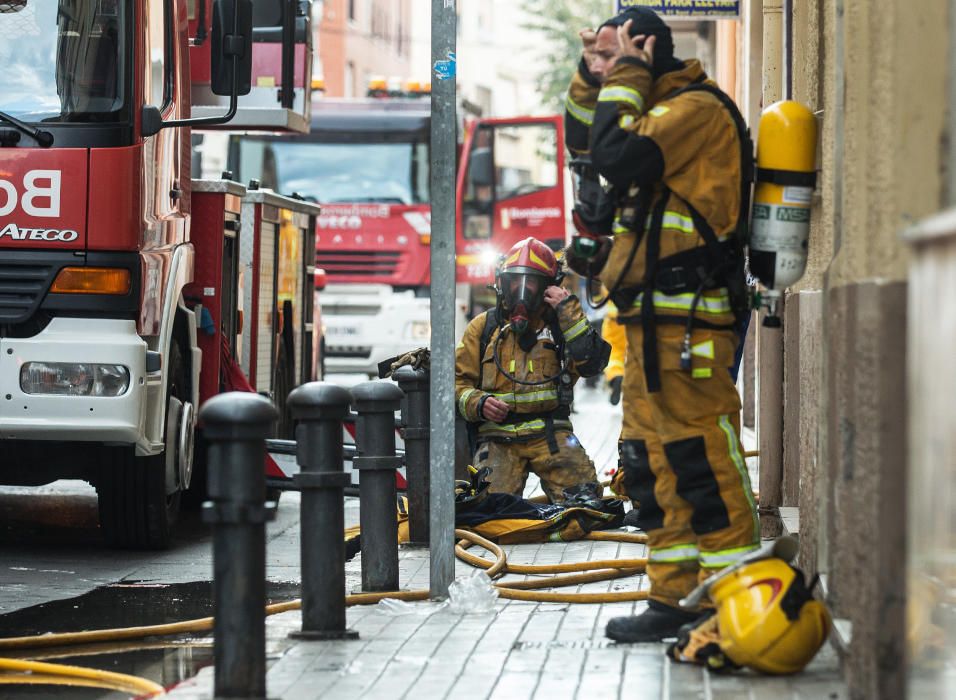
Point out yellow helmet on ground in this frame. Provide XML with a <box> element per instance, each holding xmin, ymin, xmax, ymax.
<box><xmin>709</xmin><ymin>558</ymin><xmax>831</xmax><ymax>674</ymax></box>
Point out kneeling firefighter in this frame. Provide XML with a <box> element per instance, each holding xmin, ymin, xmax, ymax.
<box><xmin>455</xmin><ymin>237</ymin><xmax>611</xmax><ymax>504</ymax></box>
<box><xmin>564</xmin><ymin>7</ymin><xmax>760</xmax><ymax>642</ymax></box>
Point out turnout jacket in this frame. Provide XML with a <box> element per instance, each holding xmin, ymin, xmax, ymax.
<box><xmin>565</xmin><ymin>56</ymin><xmax>742</xmax><ymax>327</ymax></box>
<box><xmin>455</xmin><ymin>296</ymin><xmax>609</xmax><ymax>442</ymax></box>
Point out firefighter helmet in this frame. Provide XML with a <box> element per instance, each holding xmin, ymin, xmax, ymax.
<box><xmin>497</xmin><ymin>238</ymin><xmax>558</xmax><ymax>331</ymax></box>
<box><xmin>708</xmin><ymin>557</ymin><xmax>831</xmax><ymax>674</ymax></box>
<box><xmin>501</xmin><ymin>237</ymin><xmax>559</xmax><ymax>278</ymax></box>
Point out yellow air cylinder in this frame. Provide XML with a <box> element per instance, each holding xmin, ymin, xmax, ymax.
<box><xmin>749</xmin><ymin>101</ymin><xmax>818</xmax><ymax>299</ymax></box>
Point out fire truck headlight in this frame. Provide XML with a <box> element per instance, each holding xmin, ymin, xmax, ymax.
<box><xmin>407</xmin><ymin>320</ymin><xmax>431</xmax><ymax>341</ymax></box>
<box><xmin>93</xmin><ymin>364</ymin><xmax>132</xmax><ymax>397</ymax></box>
<box><xmin>480</xmin><ymin>248</ymin><xmax>500</xmax><ymax>267</ymax></box>
<box><xmin>20</xmin><ymin>362</ymin><xmax>131</xmax><ymax>397</ymax></box>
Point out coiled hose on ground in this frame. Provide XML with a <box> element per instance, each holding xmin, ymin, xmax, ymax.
<box><xmin>0</xmin><ymin>528</ymin><xmax>648</xmax><ymax>695</ymax></box>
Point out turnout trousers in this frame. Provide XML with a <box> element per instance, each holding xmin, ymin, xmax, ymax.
<box><xmin>474</xmin><ymin>431</ymin><xmax>598</xmax><ymax>504</ymax></box>
<box><xmin>619</xmin><ymin>323</ymin><xmax>759</xmax><ymax>608</ymax></box>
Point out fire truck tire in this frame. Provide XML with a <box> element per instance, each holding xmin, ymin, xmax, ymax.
<box><xmin>97</xmin><ymin>342</ymin><xmax>187</xmax><ymax>549</ymax></box>
<box><xmin>181</xmin><ymin>434</ymin><xmax>209</xmax><ymax>511</ymax></box>
<box><xmin>273</xmin><ymin>339</ymin><xmax>295</xmax><ymax>439</ymax></box>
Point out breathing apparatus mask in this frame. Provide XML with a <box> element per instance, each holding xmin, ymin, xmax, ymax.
<box><xmin>569</xmin><ymin>156</ymin><xmax>615</xmax><ymax>258</ymax></box>
<box><xmin>500</xmin><ymin>271</ymin><xmax>546</xmax><ymax>335</ymax></box>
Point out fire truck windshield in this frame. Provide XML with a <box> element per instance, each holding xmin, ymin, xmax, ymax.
<box><xmin>236</xmin><ymin>138</ymin><xmax>430</xmax><ymax>205</ymax></box>
<box><xmin>0</xmin><ymin>0</ymin><xmax>127</xmax><ymax>123</ymax></box>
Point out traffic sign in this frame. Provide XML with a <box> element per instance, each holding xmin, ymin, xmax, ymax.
<box><xmin>615</xmin><ymin>0</ymin><xmax>740</xmax><ymax>18</ymax></box>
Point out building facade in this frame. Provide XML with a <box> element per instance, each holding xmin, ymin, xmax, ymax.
<box><xmin>315</xmin><ymin>0</ymin><xmax>412</xmax><ymax>98</ymax></box>
<box><xmin>733</xmin><ymin>1</ymin><xmax>954</xmax><ymax>697</ymax></box>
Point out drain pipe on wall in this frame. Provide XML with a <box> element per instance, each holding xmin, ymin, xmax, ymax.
<box><xmin>758</xmin><ymin>0</ymin><xmax>785</xmax><ymax>536</ymax></box>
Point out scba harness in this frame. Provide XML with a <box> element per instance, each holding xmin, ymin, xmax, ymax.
<box><xmin>474</xmin><ymin>308</ymin><xmax>574</xmax><ymax>455</ymax></box>
<box><xmin>608</xmin><ymin>81</ymin><xmax>754</xmax><ymax>392</ymax></box>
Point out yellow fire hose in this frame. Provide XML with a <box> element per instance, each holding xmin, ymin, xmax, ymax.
<box><xmin>6</xmin><ymin>640</ymin><xmax>210</xmax><ymax>664</ymax></box>
<box><xmin>0</xmin><ymin>528</ymin><xmax>649</xmax><ymax>694</ymax></box>
<box><xmin>0</xmin><ymin>657</ymin><xmax>165</xmax><ymax>696</ymax></box>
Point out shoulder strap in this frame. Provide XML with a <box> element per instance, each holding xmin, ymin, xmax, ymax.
<box><xmin>641</xmin><ymin>190</ymin><xmax>672</xmax><ymax>393</ymax></box>
<box><xmin>479</xmin><ymin>308</ymin><xmax>498</xmax><ymax>364</ymax></box>
<box><xmin>548</xmin><ymin>313</ymin><xmax>566</xmax><ymax>352</ymax></box>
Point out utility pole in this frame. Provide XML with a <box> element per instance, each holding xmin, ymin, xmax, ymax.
<box><xmin>429</xmin><ymin>0</ymin><xmax>457</xmax><ymax>598</ymax></box>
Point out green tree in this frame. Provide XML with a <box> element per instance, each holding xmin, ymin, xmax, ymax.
<box><xmin>521</xmin><ymin>0</ymin><xmax>613</xmax><ymax>111</ymax></box>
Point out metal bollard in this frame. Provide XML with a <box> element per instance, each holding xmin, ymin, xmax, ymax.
<box><xmin>351</xmin><ymin>381</ymin><xmax>404</xmax><ymax>592</ymax></box>
<box><xmin>288</xmin><ymin>382</ymin><xmax>358</xmax><ymax>640</ymax></box>
<box><xmin>199</xmin><ymin>392</ymin><xmax>278</xmax><ymax>700</ymax></box>
<box><xmin>393</xmin><ymin>366</ymin><xmax>430</xmax><ymax>545</ymax></box>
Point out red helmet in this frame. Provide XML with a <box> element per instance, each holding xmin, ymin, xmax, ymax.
<box><xmin>501</xmin><ymin>237</ymin><xmax>559</xmax><ymax>278</ymax></box>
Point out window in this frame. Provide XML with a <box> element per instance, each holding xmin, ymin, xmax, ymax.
<box><xmin>235</xmin><ymin>138</ymin><xmax>430</xmax><ymax>206</ymax></box>
<box><xmin>0</xmin><ymin>0</ymin><xmax>129</xmax><ymax>122</ymax></box>
<box><xmin>146</xmin><ymin>0</ymin><xmax>170</xmax><ymax>108</ymax></box>
<box><xmin>462</xmin><ymin>122</ymin><xmax>559</xmax><ymax>240</ymax></box>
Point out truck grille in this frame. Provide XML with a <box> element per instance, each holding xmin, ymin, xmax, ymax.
<box><xmin>0</xmin><ymin>260</ymin><xmax>57</xmax><ymax>324</ymax></box>
<box><xmin>325</xmin><ymin>345</ymin><xmax>373</xmax><ymax>359</ymax></box>
<box><xmin>316</xmin><ymin>250</ymin><xmax>401</xmax><ymax>278</ymax></box>
<box><xmin>323</xmin><ymin>304</ymin><xmax>381</xmax><ymax>316</ymax></box>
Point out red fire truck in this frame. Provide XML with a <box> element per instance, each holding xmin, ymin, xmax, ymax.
<box><xmin>0</xmin><ymin>0</ymin><xmax>316</xmax><ymax>548</ymax></box>
<box><xmin>228</xmin><ymin>90</ymin><xmax>567</xmax><ymax>375</ymax></box>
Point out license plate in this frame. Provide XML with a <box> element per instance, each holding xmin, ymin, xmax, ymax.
<box><xmin>326</xmin><ymin>326</ymin><xmax>359</xmax><ymax>337</ymax></box>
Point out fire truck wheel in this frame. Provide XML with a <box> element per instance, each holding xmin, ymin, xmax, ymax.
<box><xmin>97</xmin><ymin>342</ymin><xmax>187</xmax><ymax>549</ymax></box>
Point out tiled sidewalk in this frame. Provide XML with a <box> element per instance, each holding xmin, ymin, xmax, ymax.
<box><xmin>168</xmin><ymin>533</ymin><xmax>845</xmax><ymax>700</ymax></box>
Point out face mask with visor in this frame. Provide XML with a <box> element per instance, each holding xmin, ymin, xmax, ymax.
<box><xmin>501</xmin><ymin>271</ymin><xmax>547</xmax><ymax>334</ymax></box>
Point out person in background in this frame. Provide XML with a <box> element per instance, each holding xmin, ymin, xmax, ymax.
<box><xmin>601</xmin><ymin>299</ymin><xmax>626</xmax><ymax>405</ymax></box>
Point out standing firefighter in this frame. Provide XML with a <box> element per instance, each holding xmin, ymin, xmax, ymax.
<box><xmin>564</xmin><ymin>8</ymin><xmax>760</xmax><ymax>642</ymax></box>
<box><xmin>455</xmin><ymin>238</ymin><xmax>611</xmax><ymax>504</ymax></box>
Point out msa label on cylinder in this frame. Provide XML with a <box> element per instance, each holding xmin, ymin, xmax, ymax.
<box><xmin>751</xmin><ymin>204</ymin><xmax>809</xmax><ymax>248</ymax></box>
<box><xmin>751</xmin><ymin>204</ymin><xmax>810</xmax><ymax>287</ymax></box>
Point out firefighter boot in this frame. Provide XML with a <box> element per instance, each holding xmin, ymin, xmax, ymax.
<box><xmin>609</xmin><ymin>375</ymin><xmax>623</xmax><ymax>405</ymax></box>
<box><xmin>605</xmin><ymin>600</ymin><xmax>701</xmax><ymax>643</ymax></box>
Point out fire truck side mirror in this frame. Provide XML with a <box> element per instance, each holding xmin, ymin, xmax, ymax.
<box><xmin>210</xmin><ymin>0</ymin><xmax>253</xmax><ymax>97</ymax></box>
<box><xmin>468</xmin><ymin>147</ymin><xmax>494</xmax><ymax>189</ymax></box>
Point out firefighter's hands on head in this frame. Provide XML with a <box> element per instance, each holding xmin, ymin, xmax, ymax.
<box><xmin>543</xmin><ymin>285</ymin><xmax>570</xmax><ymax>308</ymax></box>
<box><xmin>579</xmin><ymin>28</ymin><xmax>602</xmax><ymax>74</ymax></box>
<box><xmin>619</xmin><ymin>19</ymin><xmax>656</xmax><ymax>65</ymax></box>
<box><xmin>480</xmin><ymin>396</ymin><xmax>510</xmax><ymax>423</ymax></box>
